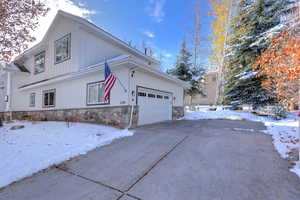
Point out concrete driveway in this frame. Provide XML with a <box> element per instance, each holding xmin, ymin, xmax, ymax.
<box><xmin>1</xmin><ymin>119</ymin><xmax>300</xmax><ymax>200</ymax></box>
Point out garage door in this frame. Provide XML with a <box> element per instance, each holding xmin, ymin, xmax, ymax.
<box><xmin>137</xmin><ymin>87</ymin><xmax>172</xmax><ymax>125</ymax></box>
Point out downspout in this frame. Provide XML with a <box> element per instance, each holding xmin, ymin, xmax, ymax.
<box><xmin>6</xmin><ymin>72</ymin><xmax>12</xmax><ymax>120</ymax></box>
<box><xmin>128</xmin><ymin>67</ymin><xmax>137</xmax><ymax>128</ymax></box>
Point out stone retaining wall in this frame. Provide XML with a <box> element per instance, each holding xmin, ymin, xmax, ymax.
<box><xmin>0</xmin><ymin>106</ymin><xmax>138</xmax><ymax>129</ymax></box>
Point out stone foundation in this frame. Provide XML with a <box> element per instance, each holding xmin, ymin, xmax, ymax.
<box><xmin>0</xmin><ymin>106</ymin><xmax>139</xmax><ymax>129</ymax></box>
<box><xmin>1</xmin><ymin>106</ymin><xmax>185</xmax><ymax>128</ymax></box>
<box><xmin>0</xmin><ymin>112</ymin><xmax>11</xmax><ymax>122</ymax></box>
<box><xmin>172</xmin><ymin>106</ymin><xmax>184</xmax><ymax>120</ymax></box>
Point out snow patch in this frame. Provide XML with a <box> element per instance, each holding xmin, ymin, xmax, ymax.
<box><xmin>0</xmin><ymin>121</ymin><xmax>134</xmax><ymax>188</ymax></box>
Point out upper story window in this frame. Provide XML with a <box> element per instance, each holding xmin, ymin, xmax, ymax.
<box><xmin>54</xmin><ymin>33</ymin><xmax>71</xmax><ymax>64</ymax></box>
<box><xmin>34</xmin><ymin>51</ymin><xmax>45</xmax><ymax>74</ymax></box>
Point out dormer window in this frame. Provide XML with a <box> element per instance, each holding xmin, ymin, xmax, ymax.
<box><xmin>34</xmin><ymin>51</ymin><xmax>45</xmax><ymax>74</ymax></box>
<box><xmin>54</xmin><ymin>33</ymin><xmax>71</xmax><ymax>64</ymax></box>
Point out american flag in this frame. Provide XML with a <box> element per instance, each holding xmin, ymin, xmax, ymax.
<box><xmin>104</xmin><ymin>61</ymin><xmax>116</xmax><ymax>101</ymax></box>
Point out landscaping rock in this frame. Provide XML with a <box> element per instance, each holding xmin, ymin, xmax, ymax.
<box><xmin>10</xmin><ymin>125</ymin><xmax>25</xmax><ymax>130</ymax></box>
<box><xmin>286</xmin><ymin>148</ymin><xmax>299</xmax><ymax>161</ymax></box>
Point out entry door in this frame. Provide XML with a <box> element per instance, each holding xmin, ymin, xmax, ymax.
<box><xmin>137</xmin><ymin>87</ymin><xmax>172</xmax><ymax>125</ymax></box>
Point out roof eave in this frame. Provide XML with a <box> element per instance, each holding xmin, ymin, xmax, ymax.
<box><xmin>127</xmin><ymin>59</ymin><xmax>190</xmax><ymax>89</ymax></box>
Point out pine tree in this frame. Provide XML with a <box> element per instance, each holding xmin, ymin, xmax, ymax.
<box><xmin>223</xmin><ymin>0</ymin><xmax>294</xmax><ymax>107</ymax></box>
<box><xmin>168</xmin><ymin>39</ymin><xmax>206</xmax><ymax>101</ymax></box>
<box><xmin>168</xmin><ymin>39</ymin><xmax>193</xmax><ymax>81</ymax></box>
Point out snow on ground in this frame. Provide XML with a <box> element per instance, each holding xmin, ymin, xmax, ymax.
<box><xmin>184</xmin><ymin>107</ymin><xmax>300</xmax><ymax>178</ymax></box>
<box><xmin>0</xmin><ymin>121</ymin><xmax>133</xmax><ymax>188</ymax></box>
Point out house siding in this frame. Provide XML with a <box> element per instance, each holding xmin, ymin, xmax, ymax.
<box><xmin>78</xmin><ymin>28</ymin><xmax>125</xmax><ymax>68</ymax></box>
<box><xmin>10</xmin><ymin>67</ymin><xmax>130</xmax><ymax>111</ymax></box>
<box><xmin>132</xmin><ymin>69</ymin><xmax>184</xmax><ymax>107</ymax></box>
<box><xmin>22</xmin><ymin>17</ymin><xmax>81</xmax><ymax>85</ymax></box>
<box><xmin>0</xmin><ymin>72</ymin><xmax>8</xmax><ymax>112</ymax></box>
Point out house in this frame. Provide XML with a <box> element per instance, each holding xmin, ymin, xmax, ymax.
<box><xmin>185</xmin><ymin>71</ymin><xmax>218</xmax><ymax>106</ymax></box>
<box><xmin>0</xmin><ymin>70</ymin><xmax>8</xmax><ymax>112</ymax></box>
<box><xmin>0</xmin><ymin>10</ymin><xmax>189</xmax><ymax>128</ymax></box>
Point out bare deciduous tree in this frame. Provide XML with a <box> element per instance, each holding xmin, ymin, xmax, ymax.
<box><xmin>0</xmin><ymin>0</ymin><xmax>48</xmax><ymax>62</ymax></box>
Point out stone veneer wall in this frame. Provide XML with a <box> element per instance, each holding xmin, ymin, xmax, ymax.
<box><xmin>1</xmin><ymin>106</ymin><xmax>184</xmax><ymax>128</ymax></box>
<box><xmin>0</xmin><ymin>112</ymin><xmax>11</xmax><ymax>122</ymax></box>
<box><xmin>0</xmin><ymin>106</ymin><xmax>139</xmax><ymax>129</ymax></box>
<box><xmin>172</xmin><ymin>106</ymin><xmax>184</xmax><ymax>120</ymax></box>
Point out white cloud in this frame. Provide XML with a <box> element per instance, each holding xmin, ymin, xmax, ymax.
<box><xmin>142</xmin><ymin>30</ymin><xmax>155</xmax><ymax>38</ymax></box>
<box><xmin>30</xmin><ymin>0</ymin><xmax>95</xmax><ymax>47</ymax></box>
<box><xmin>147</xmin><ymin>0</ymin><xmax>166</xmax><ymax>23</ymax></box>
<box><xmin>164</xmin><ymin>53</ymin><xmax>172</xmax><ymax>58</ymax></box>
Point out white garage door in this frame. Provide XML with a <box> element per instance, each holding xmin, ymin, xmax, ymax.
<box><xmin>137</xmin><ymin>87</ymin><xmax>172</xmax><ymax>126</ymax></box>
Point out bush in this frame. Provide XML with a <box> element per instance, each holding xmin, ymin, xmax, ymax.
<box><xmin>271</xmin><ymin>104</ymin><xmax>287</xmax><ymax>120</ymax></box>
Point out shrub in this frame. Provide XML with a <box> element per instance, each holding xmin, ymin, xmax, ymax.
<box><xmin>271</xmin><ymin>104</ymin><xmax>287</xmax><ymax>120</ymax></box>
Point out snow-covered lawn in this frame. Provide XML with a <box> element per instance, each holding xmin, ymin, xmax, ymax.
<box><xmin>184</xmin><ymin>108</ymin><xmax>300</xmax><ymax>178</ymax></box>
<box><xmin>0</xmin><ymin>121</ymin><xmax>133</xmax><ymax>188</ymax></box>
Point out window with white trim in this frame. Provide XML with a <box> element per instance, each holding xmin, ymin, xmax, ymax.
<box><xmin>34</xmin><ymin>51</ymin><xmax>45</xmax><ymax>74</ymax></box>
<box><xmin>29</xmin><ymin>93</ymin><xmax>35</xmax><ymax>107</ymax></box>
<box><xmin>43</xmin><ymin>89</ymin><xmax>55</xmax><ymax>107</ymax></box>
<box><xmin>87</xmin><ymin>81</ymin><xmax>107</xmax><ymax>105</ymax></box>
<box><xmin>54</xmin><ymin>33</ymin><xmax>71</xmax><ymax>64</ymax></box>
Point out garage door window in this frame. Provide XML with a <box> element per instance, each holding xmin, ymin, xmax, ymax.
<box><xmin>148</xmin><ymin>93</ymin><xmax>155</xmax><ymax>98</ymax></box>
<box><xmin>138</xmin><ymin>92</ymin><xmax>146</xmax><ymax>97</ymax></box>
<box><xmin>87</xmin><ymin>81</ymin><xmax>107</xmax><ymax>105</ymax></box>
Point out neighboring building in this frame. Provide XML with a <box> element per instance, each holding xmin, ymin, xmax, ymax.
<box><xmin>0</xmin><ymin>10</ymin><xmax>189</xmax><ymax>128</ymax></box>
<box><xmin>0</xmin><ymin>71</ymin><xmax>8</xmax><ymax>112</ymax></box>
<box><xmin>185</xmin><ymin>71</ymin><xmax>218</xmax><ymax>106</ymax></box>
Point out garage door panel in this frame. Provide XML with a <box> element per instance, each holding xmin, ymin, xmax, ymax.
<box><xmin>137</xmin><ymin>87</ymin><xmax>172</xmax><ymax>126</ymax></box>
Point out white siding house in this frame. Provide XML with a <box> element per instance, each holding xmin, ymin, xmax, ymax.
<box><xmin>0</xmin><ymin>72</ymin><xmax>8</xmax><ymax>112</ymax></box>
<box><xmin>0</xmin><ymin>10</ymin><xmax>188</xmax><ymax>127</ymax></box>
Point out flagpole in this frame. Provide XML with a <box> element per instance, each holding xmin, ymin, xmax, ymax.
<box><xmin>116</xmin><ymin>76</ymin><xmax>127</xmax><ymax>93</ymax></box>
<box><xmin>105</xmin><ymin>58</ymin><xmax>127</xmax><ymax>93</ymax></box>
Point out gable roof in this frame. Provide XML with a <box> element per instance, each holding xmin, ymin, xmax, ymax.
<box><xmin>15</xmin><ymin>10</ymin><xmax>160</xmax><ymax>66</ymax></box>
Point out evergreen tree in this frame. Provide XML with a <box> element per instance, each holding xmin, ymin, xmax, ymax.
<box><xmin>168</xmin><ymin>39</ymin><xmax>193</xmax><ymax>81</ymax></box>
<box><xmin>223</xmin><ymin>0</ymin><xmax>294</xmax><ymax>107</ymax></box>
<box><xmin>168</xmin><ymin>39</ymin><xmax>206</xmax><ymax>100</ymax></box>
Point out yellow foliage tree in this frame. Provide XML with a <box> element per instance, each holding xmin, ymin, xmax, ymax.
<box><xmin>209</xmin><ymin>0</ymin><xmax>233</xmax><ymax>66</ymax></box>
<box><xmin>208</xmin><ymin>0</ymin><xmax>234</xmax><ymax>104</ymax></box>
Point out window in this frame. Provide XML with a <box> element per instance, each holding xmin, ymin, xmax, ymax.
<box><xmin>138</xmin><ymin>92</ymin><xmax>146</xmax><ymax>97</ymax></box>
<box><xmin>164</xmin><ymin>96</ymin><xmax>169</xmax><ymax>100</ymax></box>
<box><xmin>87</xmin><ymin>81</ymin><xmax>107</xmax><ymax>105</ymax></box>
<box><xmin>43</xmin><ymin>89</ymin><xmax>55</xmax><ymax>107</ymax></box>
<box><xmin>157</xmin><ymin>95</ymin><xmax>163</xmax><ymax>99</ymax></box>
<box><xmin>54</xmin><ymin>33</ymin><xmax>71</xmax><ymax>64</ymax></box>
<box><xmin>148</xmin><ymin>93</ymin><xmax>155</xmax><ymax>98</ymax></box>
<box><xmin>34</xmin><ymin>51</ymin><xmax>45</xmax><ymax>74</ymax></box>
<box><xmin>29</xmin><ymin>93</ymin><xmax>35</xmax><ymax>107</ymax></box>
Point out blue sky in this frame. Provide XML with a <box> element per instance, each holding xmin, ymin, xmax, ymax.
<box><xmin>73</xmin><ymin>0</ymin><xmax>213</xmax><ymax>71</ymax></box>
